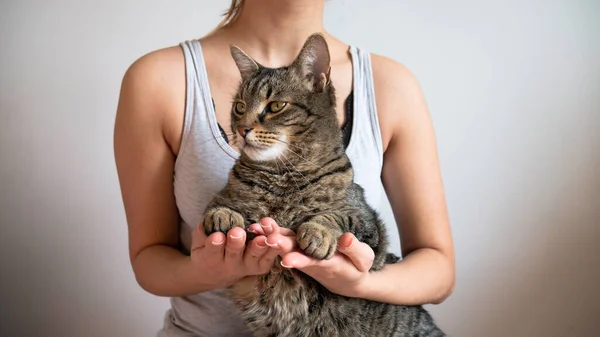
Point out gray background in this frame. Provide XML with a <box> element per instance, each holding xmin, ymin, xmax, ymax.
<box><xmin>1</xmin><ymin>0</ymin><xmax>599</xmax><ymax>336</ymax></box>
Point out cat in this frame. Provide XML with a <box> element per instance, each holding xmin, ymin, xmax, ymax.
<box><xmin>202</xmin><ymin>33</ymin><xmax>445</xmax><ymax>337</ymax></box>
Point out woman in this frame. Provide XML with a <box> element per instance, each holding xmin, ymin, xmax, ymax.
<box><xmin>114</xmin><ymin>0</ymin><xmax>455</xmax><ymax>335</ymax></box>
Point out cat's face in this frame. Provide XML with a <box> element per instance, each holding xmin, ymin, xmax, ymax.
<box><xmin>229</xmin><ymin>33</ymin><xmax>337</xmax><ymax>163</ymax></box>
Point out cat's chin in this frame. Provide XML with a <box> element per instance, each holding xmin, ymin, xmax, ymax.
<box><xmin>242</xmin><ymin>142</ymin><xmax>287</xmax><ymax>163</ymax></box>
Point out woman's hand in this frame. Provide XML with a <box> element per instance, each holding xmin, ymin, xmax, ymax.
<box><xmin>250</xmin><ymin>220</ymin><xmax>377</xmax><ymax>299</ymax></box>
<box><xmin>189</xmin><ymin>218</ymin><xmax>296</xmax><ymax>288</ymax></box>
<box><xmin>285</xmin><ymin>232</ymin><xmax>376</xmax><ymax>298</ymax></box>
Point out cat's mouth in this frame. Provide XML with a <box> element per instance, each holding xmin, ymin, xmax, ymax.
<box><xmin>243</xmin><ymin>139</ymin><xmax>268</xmax><ymax>149</ymax></box>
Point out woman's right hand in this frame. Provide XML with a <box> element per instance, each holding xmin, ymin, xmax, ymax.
<box><xmin>189</xmin><ymin>218</ymin><xmax>295</xmax><ymax>288</ymax></box>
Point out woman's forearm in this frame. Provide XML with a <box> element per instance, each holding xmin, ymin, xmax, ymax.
<box><xmin>131</xmin><ymin>245</ymin><xmax>219</xmax><ymax>297</ymax></box>
<box><xmin>359</xmin><ymin>248</ymin><xmax>455</xmax><ymax>305</ymax></box>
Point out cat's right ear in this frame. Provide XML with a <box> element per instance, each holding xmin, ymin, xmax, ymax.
<box><xmin>292</xmin><ymin>33</ymin><xmax>331</xmax><ymax>92</ymax></box>
<box><xmin>230</xmin><ymin>45</ymin><xmax>259</xmax><ymax>81</ymax></box>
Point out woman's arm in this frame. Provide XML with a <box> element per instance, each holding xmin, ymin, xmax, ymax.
<box><xmin>114</xmin><ymin>49</ymin><xmax>288</xmax><ymax>297</ymax></box>
<box><xmin>114</xmin><ymin>50</ymin><xmax>216</xmax><ymax>296</ymax></box>
<box><xmin>370</xmin><ymin>54</ymin><xmax>455</xmax><ymax>304</ymax></box>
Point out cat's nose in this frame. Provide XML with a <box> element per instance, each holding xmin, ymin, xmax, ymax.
<box><xmin>236</xmin><ymin>126</ymin><xmax>253</xmax><ymax>138</ymax></box>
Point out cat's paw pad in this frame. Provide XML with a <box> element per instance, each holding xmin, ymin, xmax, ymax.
<box><xmin>297</xmin><ymin>222</ymin><xmax>338</xmax><ymax>260</ymax></box>
<box><xmin>203</xmin><ymin>207</ymin><xmax>245</xmax><ymax>235</ymax></box>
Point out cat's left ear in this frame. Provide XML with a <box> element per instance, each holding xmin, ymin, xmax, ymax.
<box><xmin>293</xmin><ymin>33</ymin><xmax>331</xmax><ymax>92</ymax></box>
<box><xmin>230</xmin><ymin>45</ymin><xmax>260</xmax><ymax>82</ymax></box>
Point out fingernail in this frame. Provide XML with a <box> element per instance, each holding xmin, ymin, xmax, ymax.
<box><xmin>248</xmin><ymin>228</ymin><xmax>257</xmax><ymax>234</ymax></box>
<box><xmin>341</xmin><ymin>236</ymin><xmax>355</xmax><ymax>250</ymax></box>
<box><xmin>265</xmin><ymin>240</ymin><xmax>279</xmax><ymax>248</ymax></box>
<box><xmin>229</xmin><ymin>233</ymin><xmax>244</xmax><ymax>240</ymax></box>
<box><xmin>280</xmin><ymin>261</ymin><xmax>293</xmax><ymax>268</ymax></box>
<box><xmin>212</xmin><ymin>239</ymin><xmax>224</xmax><ymax>245</ymax></box>
<box><xmin>260</xmin><ymin>223</ymin><xmax>272</xmax><ymax>230</ymax></box>
<box><xmin>256</xmin><ymin>237</ymin><xmax>267</xmax><ymax>248</ymax></box>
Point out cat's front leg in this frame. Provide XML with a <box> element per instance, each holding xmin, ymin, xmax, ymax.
<box><xmin>297</xmin><ymin>214</ymin><xmax>344</xmax><ymax>260</ymax></box>
<box><xmin>203</xmin><ymin>206</ymin><xmax>246</xmax><ymax>235</ymax></box>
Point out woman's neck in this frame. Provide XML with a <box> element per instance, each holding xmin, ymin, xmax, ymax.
<box><xmin>221</xmin><ymin>0</ymin><xmax>327</xmax><ymax>67</ymax></box>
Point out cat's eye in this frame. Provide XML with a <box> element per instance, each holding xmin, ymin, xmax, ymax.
<box><xmin>234</xmin><ymin>102</ymin><xmax>246</xmax><ymax>115</ymax></box>
<box><xmin>269</xmin><ymin>101</ymin><xmax>287</xmax><ymax>113</ymax></box>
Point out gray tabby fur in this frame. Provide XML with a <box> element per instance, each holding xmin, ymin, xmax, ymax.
<box><xmin>203</xmin><ymin>33</ymin><xmax>445</xmax><ymax>337</ymax></box>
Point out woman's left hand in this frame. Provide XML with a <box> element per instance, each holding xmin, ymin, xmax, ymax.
<box><xmin>249</xmin><ymin>218</ymin><xmax>375</xmax><ymax>298</ymax></box>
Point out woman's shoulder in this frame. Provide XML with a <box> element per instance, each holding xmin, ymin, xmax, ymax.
<box><xmin>368</xmin><ymin>52</ymin><xmax>422</xmax><ymax>108</ymax></box>
<box><xmin>363</xmin><ymin>50</ymin><xmax>430</xmax><ymax>151</ymax></box>
<box><xmin>118</xmin><ymin>44</ymin><xmax>188</xmax><ymax>154</ymax></box>
<box><xmin>121</xmin><ymin>44</ymin><xmax>185</xmax><ymax>100</ymax></box>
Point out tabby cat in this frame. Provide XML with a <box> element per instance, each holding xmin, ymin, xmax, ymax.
<box><xmin>203</xmin><ymin>33</ymin><xmax>444</xmax><ymax>337</ymax></box>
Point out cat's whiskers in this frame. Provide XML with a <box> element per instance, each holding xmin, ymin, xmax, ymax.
<box><xmin>274</xmin><ymin>139</ymin><xmax>319</xmax><ymax>168</ymax></box>
<box><xmin>281</xmin><ymin>153</ymin><xmax>314</xmax><ymax>189</ymax></box>
<box><xmin>274</xmin><ymin>139</ymin><xmax>305</xmax><ymax>153</ymax></box>
<box><xmin>284</xmin><ymin>147</ymin><xmax>319</xmax><ymax>168</ymax></box>
<box><xmin>276</xmin><ymin>156</ymin><xmax>302</xmax><ymax>192</ymax></box>
<box><xmin>273</xmin><ymin>155</ymin><xmax>282</xmax><ymax>175</ymax></box>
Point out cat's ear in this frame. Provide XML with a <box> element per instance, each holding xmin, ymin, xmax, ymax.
<box><xmin>230</xmin><ymin>45</ymin><xmax>259</xmax><ymax>81</ymax></box>
<box><xmin>293</xmin><ymin>33</ymin><xmax>331</xmax><ymax>92</ymax></box>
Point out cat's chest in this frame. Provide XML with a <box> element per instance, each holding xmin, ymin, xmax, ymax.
<box><xmin>256</xmin><ymin>193</ymin><xmax>321</xmax><ymax>227</ymax></box>
<box><xmin>227</xmin><ymin>165</ymin><xmax>351</xmax><ymax>227</ymax></box>
<box><xmin>236</xmin><ymin>188</ymin><xmax>340</xmax><ymax>228</ymax></box>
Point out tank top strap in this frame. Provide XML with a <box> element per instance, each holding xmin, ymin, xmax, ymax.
<box><xmin>179</xmin><ymin>40</ymin><xmax>238</xmax><ymax>164</ymax></box>
<box><xmin>348</xmin><ymin>46</ymin><xmax>384</xmax><ymax>168</ymax></box>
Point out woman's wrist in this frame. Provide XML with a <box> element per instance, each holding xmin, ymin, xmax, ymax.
<box><xmin>180</xmin><ymin>254</ymin><xmax>221</xmax><ymax>291</ymax></box>
<box><xmin>353</xmin><ymin>248</ymin><xmax>454</xmax><ymax>305</ymax></box>
<box><xmin>133</xmin><ymin>244</ymin><xmax>224</xmax><ymax>297</ymax></box>
<box><xmin>353</xmin><ymin>267</ymin><xmax>388</xmax><ymax>301</ymax></box>
<box><xmin>185</xmin><ymin>250</ymin><xmax>245</xmax><ymax>292</ymax></box>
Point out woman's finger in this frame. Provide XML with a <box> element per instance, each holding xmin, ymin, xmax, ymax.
<box><xmin>280</xmin><ymin>251</ymin><xmax>316</xmax><ymax>269</ymax></box>
<box><xmin>268</xmin><ymin>232</ymin><xmax>297</xmax><ymax>254</ymax></box>
<box><xmin>200</xmin><ymin>231</ymin><xmax>226</xmax><ymax>266</ymax></box>
<box><xmin>243</xmin><ymin>236</ymin><xmax>270</xmax><ymax>272</ymax></box>
<box><xmin>258</xmin><ymin>218</ymin><xmax>296</xmax><ymax>237</ymax></box>
<box><xmin>279</xmin><ymin>250</ymin><xmax>341</xmax><ymax>270</ymax></box>
<box><xmin>248</xmin><ymin>223</ymin><xmax>264</xmax><ymax>235</ymax></box>
<box><xmin>224</xmin><ymin>227</ymin><xmax>246</xmax><ymax>264</ymax></box>
<box><xmin>256</xmin><ymin>232</ymin><xmax>297</xmax><ymax>272</ymax></box>
<box><xmin>336</xmin><ymin>233</ymin><xmax>374</xmax><ymax>273</ymax></box>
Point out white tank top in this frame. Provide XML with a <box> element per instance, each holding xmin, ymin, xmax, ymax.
<box><xmin>157</xmin><ymin>39</ymin><xmax>400</xmax><ymax>337</ymax></box>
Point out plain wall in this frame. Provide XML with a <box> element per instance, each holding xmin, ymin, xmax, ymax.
<box><xmin>1</xmin><ymin>0</ymin><xmax>599</xmax><ymax>336</ymax></box>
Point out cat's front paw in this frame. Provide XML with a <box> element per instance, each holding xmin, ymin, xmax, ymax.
<box><xmin>297</xmin><ymin>221</ymin><xmax>339</xmax><ymax>260</ymax></box>
<box><xmin>203</xmin><ymin>207</ymin><xmax>245</xmax><ymax>235</ymax></box>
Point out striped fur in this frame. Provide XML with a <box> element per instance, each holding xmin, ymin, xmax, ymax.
<box><xmin>203</xmin><ymin>33</ymin><xmax>444</xmax><ymax>337</ymax></box>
